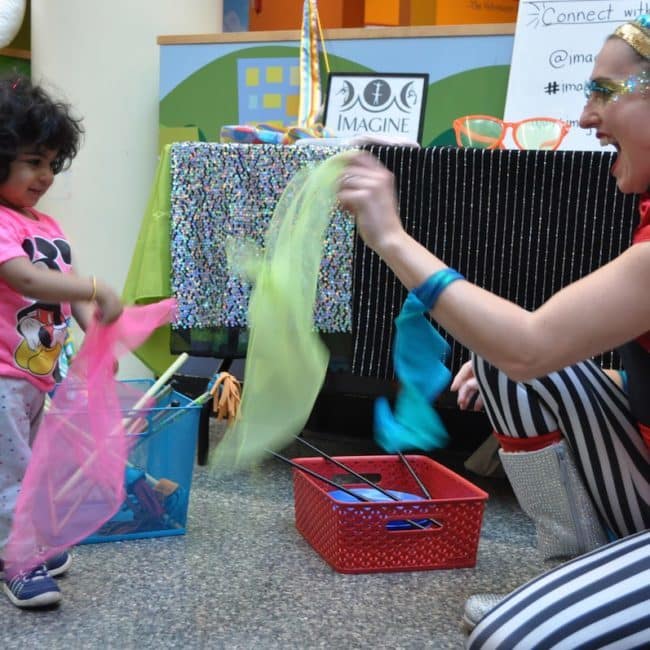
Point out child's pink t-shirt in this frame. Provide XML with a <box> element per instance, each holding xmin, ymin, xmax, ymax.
<box><xmin>0</xmin><ymin>205</ymin><xmax>72</xmax><ymax>391</ymax></box>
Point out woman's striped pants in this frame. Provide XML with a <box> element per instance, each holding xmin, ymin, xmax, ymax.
<box><xmin>467</xmin><ymin>357</ymin><xmax>650</xmax><ymax>649</ymax></box>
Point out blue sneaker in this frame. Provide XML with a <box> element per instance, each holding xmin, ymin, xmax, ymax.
<box><xmin>45</xmin><ymin>552</ymin><xmax>72</xmax><ymax>577</ymax></box>
<box><xmin>3</xmin><ymin>565</ymin><xmax>62</xmax><ymax>608</ymax></box>
<box><xmin>0</xmin><ymin>551</ymin><xmax>71</xmax><ymax>578</ymax></box>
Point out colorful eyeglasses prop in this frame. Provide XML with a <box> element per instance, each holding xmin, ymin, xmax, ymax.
<box><xmin>453</xmin><ymin>115</ymin><xmax>571</xmax><ymax>151</ymax></box>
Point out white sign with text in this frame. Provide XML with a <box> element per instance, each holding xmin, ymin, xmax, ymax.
<box><xmin>324</xmin><ymin>73</ymin><xmax>428</xmax><ymax>144</ymax></box>
<box><xmin>504</xmin><ymin>0</ymin><xmax>650</xmax><ymax>150</ymax></box>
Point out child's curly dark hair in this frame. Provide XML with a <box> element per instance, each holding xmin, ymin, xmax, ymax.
<box><xmin>0</xmin><ymin>74</ymin><xmax>84</xmax><ymax>183</ymax></box>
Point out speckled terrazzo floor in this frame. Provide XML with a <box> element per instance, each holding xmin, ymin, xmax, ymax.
<box><xmin>1</xmin><ymin>427</ymin><xmax>550</xmax><ymax>650</ymax></box>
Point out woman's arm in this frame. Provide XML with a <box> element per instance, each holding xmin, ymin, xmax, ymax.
<box><xmin>338</xmin><ymin>152</ymin><xmax>650</xmax><ymax>380</ymax></box>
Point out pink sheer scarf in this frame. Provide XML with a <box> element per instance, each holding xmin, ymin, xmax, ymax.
<box><xmin>4</xmin><ymin>299</ymin><xmax>176</xmax><ymax>576</ymax></box>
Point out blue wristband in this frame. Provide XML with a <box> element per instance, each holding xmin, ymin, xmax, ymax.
<box><xmin>412</xmin><ymin>268</ymin><xmax>465</xmax><ymax>311</ymax></box>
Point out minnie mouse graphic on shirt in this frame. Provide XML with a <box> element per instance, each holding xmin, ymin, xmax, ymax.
<box><xmin>14</xmin><ymin>236</ymin><xmax>71</xmax><ymax>376</ymax></box>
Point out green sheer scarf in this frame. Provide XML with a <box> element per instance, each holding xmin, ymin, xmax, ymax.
<box><xmin>211</xmin><ymin>154</ymin><xmax>347</xmax><ymax>468</ymax></box>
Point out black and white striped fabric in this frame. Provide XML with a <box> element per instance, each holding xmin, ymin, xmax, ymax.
<box><xmin>467</xmin><ymin>530</ymin><xmax>650</xmax><ymax>649</ymax></box>
<box><xmin>472</xmin><ymin>356</ymin><xmax>650</xmax><ymax>538</ymax></box>
<box><xmin>352</xmin><ymin>146</ymin><xmax>638</xmax><ymax>379</ymax></box>
<box><xmin>468</xmin><ymin>354</ymin><xmax>649</xmax><ymax>648</ymax></box>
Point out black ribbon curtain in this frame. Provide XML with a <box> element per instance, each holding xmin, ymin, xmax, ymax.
<box><xmin>351</xmin><ymin>146</ymin><xmax>637</xmax><ymax>378</ymax></box>
<box><xmin>170</xmin><ymin>144</ymin><xmax>638</xmax><ymax>379</ymax></box>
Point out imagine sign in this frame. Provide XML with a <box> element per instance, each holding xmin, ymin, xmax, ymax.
<box><xmin>323</xmin><ymin>73</ymin><xmax>428</xmax><ymax>143</ymax></box>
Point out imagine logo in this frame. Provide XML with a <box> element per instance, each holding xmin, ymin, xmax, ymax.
<box><xmin>326</xmin><ymin>74</ymin><xmax>428</xmax><ymax>142</ymax></box>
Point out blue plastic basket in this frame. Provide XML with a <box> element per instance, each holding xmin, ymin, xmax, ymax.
<box><xmin>81</xmin><ymin>379</ymin><xmax>201</xmax><ymax>543</ymax></box>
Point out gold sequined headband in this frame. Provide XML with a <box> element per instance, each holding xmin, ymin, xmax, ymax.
<box><xmin>613</xmin><ymin>16</ymin><xmax>650</xmax><ymax>59</ymax></box>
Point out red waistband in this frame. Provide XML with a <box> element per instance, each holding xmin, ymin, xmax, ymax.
<box><xmin>493</xmin><ymin>430</ymin><xmax>563</xmax><ymax>452</ymax></box>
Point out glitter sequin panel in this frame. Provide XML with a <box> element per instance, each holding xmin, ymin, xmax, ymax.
<box><xmin>170</xmin><ymin>143</ymin><xmax>353</xmax><ymax>333</ymax></box>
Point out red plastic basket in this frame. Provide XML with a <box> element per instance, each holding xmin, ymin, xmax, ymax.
<box><xmin>292</xmin><ymin>455</ymin><xmax>488</xmax><ymax>574</ymax></box>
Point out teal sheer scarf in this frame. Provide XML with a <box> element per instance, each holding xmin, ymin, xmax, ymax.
<box><xmin>374</xmin><ymin>269</ymin><xmax>463</xmax><ymax>452</ymax></box>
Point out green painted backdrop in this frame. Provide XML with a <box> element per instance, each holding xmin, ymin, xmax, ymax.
<box><xmin>160</xmin><ymin>34</ymin><xmax>512</xmax><ymax>147</ymax></box>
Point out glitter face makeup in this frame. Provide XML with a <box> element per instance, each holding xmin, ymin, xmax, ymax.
<box><xmin>584</xmin><ymin>70</ymin><xmax>650</xmax><ymax>104</ymax></box>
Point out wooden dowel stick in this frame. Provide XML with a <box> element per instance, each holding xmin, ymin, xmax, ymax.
<box><xmin>131</xmin><ymin>352</ymin><xmax>189</xmax><ymax>412</ymax></box>
<box><xmin>54</xmin><ymin>355</ymin><xmax>190</xmax><ymax>500</ymax></box>
<box><xmin>294</xmin><ymin>437</ymin><xmax>441</xmax><ymax>528</ymax></box>
<box><xmin>269</xmin><ymin>450</ymin><xmax>430</xmax><ymax>531</ymax></box>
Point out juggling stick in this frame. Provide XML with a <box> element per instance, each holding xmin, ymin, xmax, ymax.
<box><xmin>126</xmin><ymin>384</ymin><xmax>174</xmax><ymax>436</ymax></box>
<box><xmin>45</xmin><ymin>400</ymin><xmax>186</xmax><ymax>532</ymax></box>
<box><xmin>122</xmin><ymin>353</ymin><xmax>190</xmax><ymax>433</ymax></box>
<box><xmin>47</xmin><ymin>410</ymin><xmax>169</xmax><ymax>498</ymax></box>
<box><xmin>134</xmin><ymin>352</ymin><xmax>190</xmax><ymax>411</ymax></box>
<box><xmin>294</xmin><ymin>437</ymin><xmax>441</xmax><ymax>528</ymax></box>
<box><xmin>52</xmin><ymin>386</ymin><xmax>202</xmax><ymax>498</ymax></box>
<box><xmin>54</xmin><ymin>353</ymin><xmax>190</xmax><ymax>501</ymax></box>
<box><xmin>145</xmin><ymin>390</ymin><xmax>211</xmax><ymax>433</ymax></box>
<box><xmin>398</xmin><ymin>452</ymin><xmax>432</xmax><ymax>499</ymax></box>
<box><xmin>125</xmin><ymin>390</ymin><xmax>212</xmax><ymax>451</ymax></box>
<box><xmin>268</xmin><ymin>450</ymin><xmax>430</xmax><ymax>531</ymax></box>
<box><xmin>295</xmin><ymin>436</ymin><xmax>402</xmax><ymax>501</ymax></box>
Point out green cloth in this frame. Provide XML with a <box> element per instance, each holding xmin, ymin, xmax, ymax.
<box><xmin>122</xmin><ymin>145</ymin><xmax>177</xmax><ymax>375</ymax></box>
<box><xmin>211</xmin><ymin>155</ymin><xmax>347</xmax><ymax>468</ymax></box>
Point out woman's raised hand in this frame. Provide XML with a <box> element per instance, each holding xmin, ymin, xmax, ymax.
<box><xmin>336</xmin><ymin>151</ymin><xmax>405</xmax><ymax>254</ymax></box>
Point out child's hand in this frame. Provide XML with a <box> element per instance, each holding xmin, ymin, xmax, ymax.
<box><xmin>94</xmin><ymin>281</ymin><xmax>123</xmax><ymax>324</ymax></box>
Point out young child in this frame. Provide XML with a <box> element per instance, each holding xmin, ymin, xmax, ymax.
<box><xmin>0</xmin><ymin>74</ymin><xmax>123</xmax><ymax>608</ymax></box>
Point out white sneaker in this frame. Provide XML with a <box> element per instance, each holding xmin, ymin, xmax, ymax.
<box><xmin>462</xmin><ymin>593</ymin><xmax>506</xmax><ymax>632</ymax></box>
